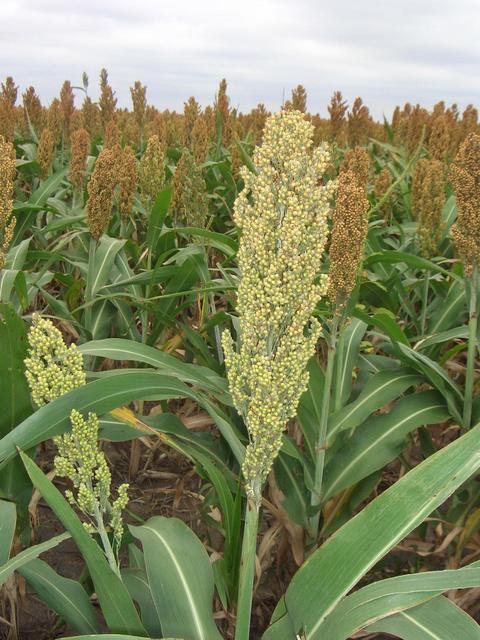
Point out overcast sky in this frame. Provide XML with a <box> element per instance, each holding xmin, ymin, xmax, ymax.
<box><xmin>2</xmin><ymin>0</ymin><xmax>479</xmax><ymax>119</ymax></box>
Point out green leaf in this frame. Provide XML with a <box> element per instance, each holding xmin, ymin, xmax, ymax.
<box><xmin>429</xmin><ymin>279</ymin><xmax>466</xmax><ymax>334</ymax></box>
<box><xmin>27</xmin><ymin>168</ymin><xmax>68</xmax><ymax>207</ymax></box>
<box><xmin>328</xmin><ymin>368</ymin><xmax>421</xmax><ymax>440</ymax></box>
<box><xmin>62</xmin><ymin>636</ymin><xmax>181</xmax><ymax>640</ymax></box>
<box><xmin>122</xmin><ymin>567</ymin><xmax>163</xmax><ymax>637</ymax></box>
<box><xmin>0</xmin><ymin>499</ymin><xmax>16</xmax><ymax>564</ymax></box>
<box><xmin>0</xmin><ymin>532</ymin><xmax>70</xmax><ymax>586</ymax></box>
<box><xmin>90</xmin><ymin>237</ymin><xmax>127</xmax><ymax>297</ymax></box>
<box><xmin>269</xmin><ymin>422</ymin><xmax>480</xmax><ymax>639</ymax></box>
<box><xmin>323</xmin><ymin>391</ymin><xmax>449</xmax><ymax>500</ymax></box>
<box><xmin>78</xmin><ymin>338</ymin><xmax>231</xmax><ymax>404</ymax></box>
<box><xmin>364</xmin><ymin>250</ymin><xmax>457</xmax><ymax>280</ymax></box>
<box><xmin>367</xmin><ymin>596</ymin><xmax>480</xmax><ymax>639</ymax></box>
<box><xmin>147</xmin><ymin>186</ymin><xmax>171</xmax><ymax>255</ymax></box>
<box><xmin>0</xmin><ymin>372</ymin><xmax>244</xmax><ymax>467</ymax></box>
<box><xmin>333</xmin><ymin>318</ymin><xmax>367</xmax><ymax>409</ymax></box>
<box><xmin>19</xmin><ymin>452</ymin><xmax>147</xmax><ymax>636</ymax></box>
<box><xmin>130</xmin><ymin>516</ymin><xmax>223</xmax><ymax>640</ymax></box>
<box><xmin>18</xmin><ymin>558</ymin><xmax>100</xmax><ymax>634</ymax></box>
<box><xmin>0</xmin><ymin>304</ymin><xmax>33</xmax><ymax>502</ymax></box>
<box><xmin>319</xmin><ymin>564</ymin><xmax>480</xmax><ymax>639</ymax></box>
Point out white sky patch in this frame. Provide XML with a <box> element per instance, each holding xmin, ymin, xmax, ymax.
<box><xmin>1</xmin><ymin>0</ymin><xmax>479</xmax><ymax>118</ymax></box>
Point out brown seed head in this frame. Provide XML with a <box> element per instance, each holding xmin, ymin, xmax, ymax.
<box><xmin>60</xmin><ymin>80</ymin><xmax>75</xmax><ymax>139</ymax></box>
<box><xmin>103</xmin><ymin>118</ymin><xmax>121</xmax><ymax>149</ymax></box>
<box><xmin>183</xmin><ymin>96</ymin><xmax>200</xmax><ymax>147</ymax></box>
<box><xmin>450</xmin><ymin>133</ymin><xmax>480</xmax><ymax>274</ymax></box>
<box><xmin>428</xmin><ymin>115</ymin><xmax>450</xmax><ymax>161</ymax></box>
<box><xmin>0</xmin><ymin>135</ymin><xmax>16</xmax><ymax>269</ymax></box>
<box><xmin>118</xmin><ymin>145</ymin><xmax>138</xmax><ymax>219</ymax></box>
<box><xmin>130</xmin><ymin>80</ymin><xmax>147</xmax><ymax>131</ymax></box>
<box><xmin>69</xmin><ymin>128</ymin><xmax>90</xmax><ymax>191</ymax></box>
<box><xmin>171</xmin><ymin>149</ymin><xmax>208</xmax><ymax>228</ymax></box>
<box><xmin>0</xmin><ymin>77</ymin><xmax>18</xmax><ymax>141</ymax></box>
<box><xmin>215</xmin><ymin>79</ymin><xmax>233</xmax><ymax>146</ymax></box>
<box><xmin>47</xmin><ymin>98</ymin><xmax>63</xmax><ymax>143</ymax></box>
<box><xmin>81</xmin><ymin>96</ymin><xmax>101</xmax><ymax>138</ymax></box>
<box><xmin>99</xmin><ymin>69</ymin><xmax>117</xmax><ymax>128</ymax></box>
<box><xmin>374</xmin><ymin>167</ymin><xmax>393</xmax><ymax>220</ymax></box>
<box><xmin>37</xmin><ymin>128</ymin><xmax>55</xmax><ymax>178</ymax></box>
<box><xmin>138</xmin><ymin>135</ymin><xmax>165</xmax><ymax>204</ymax></box>
<box><xmin>412</xmin><ymin>159</ymin><xmax>445</xmax><ymax>257</ymax></box>
<box><xmin>328</xmin><ymin>91</ymin><xmax>348</xmax><ymax>145</ymax></box>
<box><xmin>347</xmin><ymin>97</ymin><xmax>372</xmax><ymax>146</ymax></box>
<box><xmin>191</xmin><ymin>114</ymin><xmax>210</xmax><ymax>164</ymax></box>
<box><xmin>22</xmin><ymin>86</ymin><xmax>43</xmax><ymax>134</ymax></box>
<box><xmin>86</xmin><ymin>147</ymin><xmax>119</xmax><ymax>239</ymax></box>
<box><xmin>342</xmin><ymin>146</ymin><xmax>370</xmax><ymax>185</ymax></box>
<box><xmin>328</xmin><ymin>157</ymin><xmax>370</xmax><ymax>306</ymax></box>
<box><xmin>289</xmin><ymin>85</ymin><xmax>307</xmax><ymax>113</ymax></box>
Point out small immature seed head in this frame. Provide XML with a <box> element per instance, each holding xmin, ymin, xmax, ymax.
<box><xmin>138</xmin><ymin>134</ymin><xmax>165</xmax><ymax>204</ymax></box>
<box><xmin>171</xmin><ymin>149</ymin><xmax>208</xmax><ymax>228</ymax></box>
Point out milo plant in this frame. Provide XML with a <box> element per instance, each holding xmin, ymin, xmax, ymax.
<box><xmin>222</xmin><ymin>110</ymin><xmax>334</xmax><ymax>637</ymax></box>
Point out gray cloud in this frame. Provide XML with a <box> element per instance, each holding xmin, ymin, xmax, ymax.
<box><xmin>1</xmin><ymin>0</ymin><xmax>479</xmax><ymax>118</ymax></box>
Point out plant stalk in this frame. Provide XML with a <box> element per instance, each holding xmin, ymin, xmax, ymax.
<box><xmin>235</xmin><ymin>486</ymin><xmax>261</xmax><ymax>640</ymax></box>
<box><xmin>464</xmin><ymin>264</ymin><xmax>478</xmax><ymax>429</ymax></box>
<box><xmin>309</xmin><ymin>318</ymin><xmax>338</xmax><ymax>541</ymax></box>
<box><xmin>420</xmin><ymin>270</ymin><xmax>430</xmax><ymax>337</ymax></box>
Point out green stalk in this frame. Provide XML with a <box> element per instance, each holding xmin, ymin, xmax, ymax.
<box><xmin>309</xmin><ymin>317</ymin><xmax>338</xmax><ymax>541</ymax></box>
<box><xmin>84</xmin><ymin>236</ymin><xmax>97</xmax><ymax>336</ymax></box>
<box><xmin>332</xmin><ymin>321</ymin><xmax>344</xmax><ymax>413</ymax></box>
<box><xmin>93</xmin><ymin>502</ymin><xmax>120</xmax><ymax>578</ymax></box>
<box><xmin>235</xmin><ymin>486</ymin><xmax>261</xmax><ymax>640</ymax></box>
<box><xmin>463</xmin><ymin>264</ymin><xmax>478</xmax><ymax>429</ymax></box>
<box><xmin>420</xmin><ymin>270</ymin><xmax>430</xmax><ymax>337</ymax></box>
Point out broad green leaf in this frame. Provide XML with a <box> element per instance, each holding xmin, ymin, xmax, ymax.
<box><xmin>130</xmin><ymin>516</ymin><xmax>222</xmax><ymax>640</ymax></box>
<box><xmin>269</xmin><ymin>422</ymin><xmax>480</xmax><ymax>639</ymax></box>
<box><xmin>323</xmin><ymin>391</ymin><xmax>449</xmax><ymax>500</ymax></box>
<box><xmin>78</xmin><ymin>338</ymin><xmax>231</xmax><ymax>403</ymax></box>
<box><xmin>319</xmin><ymin>565</ymin><xmax>480</xmax><ymax>639</ymax></box>
<box><xmin>328</xmin><ymin>368</ymin><xmax>421</xmax><ymax>439</ymax></box>
<box><xmin>18</xmin><ymin>558</ymin><xmax>100</xmax><ymax>634</ymax></box>
<box><xmin>367</xmin><ymin>596</ymin><xmax>480</xmax><ymax>639</ymax></box>
<box><xmin>122</xmin><ymin>567</ymin><xmax>162</xmax><ymax>637</ymax></box>
<box><xmin>0</xmin><ymin>532</ymin><xmax>69</xmax><ymax>586</ymax></box>
<box><xmin>0</xmin><ymin>372</ymin><xmax>244</xmax><ymax>467</ymax></box>
<box><xmin>20</xmin><ymin>452</ymin><xmax>147</xmax><ymax>636</ymax></box>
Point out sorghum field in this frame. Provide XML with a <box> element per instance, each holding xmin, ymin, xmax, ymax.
<box><xmin>0</xmin><ymin>73</ymin><xmax>479</xmax><ymax>640</ymax></box>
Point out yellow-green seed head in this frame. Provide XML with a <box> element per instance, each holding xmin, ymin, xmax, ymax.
<box><xmin>222</xmin><ymin>110</ymin><xmax>334</xmax><ymax>494</ymax></box>
<box><xmin>24</xmin><ymin>314</ymin><xmax>86</xmax><ymax>407</ymax></box>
